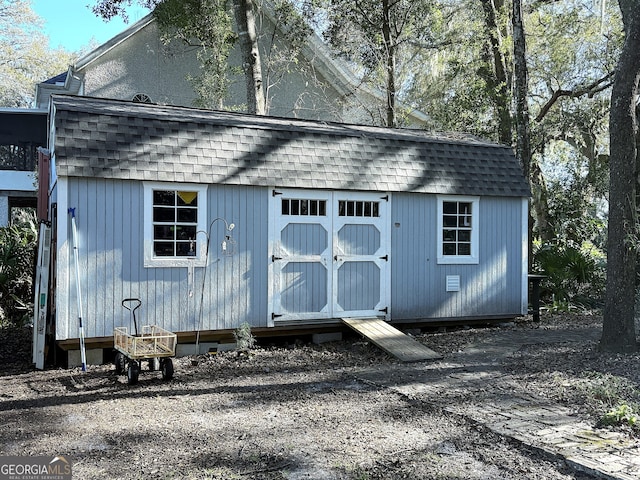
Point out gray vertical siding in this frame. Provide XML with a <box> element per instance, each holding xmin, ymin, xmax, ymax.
<box><xmin>202</xmin><ymin>184</ymin><xmax>269</xmax><ymax>331</ymax></box>
<box><xmin>391</xmin><ymin>193</ymin><xmax>524</xmax><ymax>320</ymax></box>
<box><xmin>57</xmin><ymin>178</ymin><xmax>524</xmax><ymax>341</ymax></box>
<box><xmin>58</xmin><ymin>179</ymin><xmax>269</xmax><ymax>340</ymax></box>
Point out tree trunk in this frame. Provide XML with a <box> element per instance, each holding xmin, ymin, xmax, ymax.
<box><xmin>601</xmin><ymin>0</ymin><xmax>640</xmax><ymax>353</ymax></box>
<box><xmin>512</xmin><ymin>0</ymin><xmax>531</xmax><ymax>180</ymax></box>
<box><xmin>529</xmin><ymin>157</ymin><xmax>554</xmax><ymax>242</ymax></box>
<box><xmin>382</xmin><ymin>0</ymin><xmax>396</xmax><ymax>127</ymax></box>
<box><xmin>479</xmin><ymin>0</ymin><xmax>512</xmax><ymax>145</ymax></box>
<box><xmin>512</xmin><ymin>0</ymin><xmax>534</xmax><ymax>271</ymax></box>
<box><xmin>233</xmin><ymin>0</ymin><xmax>265</xmax><ymax>115</ymax></box>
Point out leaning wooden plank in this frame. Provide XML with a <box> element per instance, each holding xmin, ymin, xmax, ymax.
<box><xmin>342</xmin><ymin>317</ymin><xmax>442</xmax><ymax>362</ymax></box>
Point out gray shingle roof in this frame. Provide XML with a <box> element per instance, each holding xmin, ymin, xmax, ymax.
<box><xmin>51</xmin><ymin>95</ymin><xmax>530</xmax><ymax>197</ymax></box>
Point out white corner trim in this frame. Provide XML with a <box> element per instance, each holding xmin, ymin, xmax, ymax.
<box><xmin>521</xmin><ymin>198</ymin><xmax>529</xmax><ymax>315</ymax></box>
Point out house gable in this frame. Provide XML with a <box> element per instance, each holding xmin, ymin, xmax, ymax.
<box><xmin>36</xmin><ymin>10</ymin><xmax>429</xmax><ymax>127</ymax></box>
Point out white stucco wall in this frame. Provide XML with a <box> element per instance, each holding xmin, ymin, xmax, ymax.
<box><xmin>80</xmin><ymin>19</ymin><xmax>347</xmax><ymax>122</ymax></box>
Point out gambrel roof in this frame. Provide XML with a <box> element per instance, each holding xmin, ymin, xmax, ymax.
<box><xmin>51</xmin><ymin>95</ymin><xmax>530</xmax><ymax>198</ymax></box>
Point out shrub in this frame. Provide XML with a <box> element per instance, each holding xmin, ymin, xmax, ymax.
<box><xmin>599</xmin><ymin>404</ymin><xmax>638</xmax><ymax>430</ymax></box>
<box><xmin>0</xmin><ymin>211</ymin><xmax>38</xmax><ymax>326</ymax></box>
<box><xmin>234</xmin><ymin>322</ymin><xmax>256</xmax><ymax>352</ymax></box>
<box><xmin>532</xmin><ymin>241</ymin><xmax>605</xmax><ymax>310</ymax></box>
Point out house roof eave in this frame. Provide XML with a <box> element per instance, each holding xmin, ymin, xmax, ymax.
<box><xmin>36</xmin><ymin>66</ymin><xmax>83</xmax><ymax>109</ymax></box>
<box><xmin>73</xmin><ymin>13</ymin><xmax>156</xmax><ymax>72</ymax></box>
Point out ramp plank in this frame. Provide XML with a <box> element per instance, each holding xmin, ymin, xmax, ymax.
<box><xmin>342</xmin><ymin>317</ymin><xmax>442</xmax><ymax>362</ymax></box>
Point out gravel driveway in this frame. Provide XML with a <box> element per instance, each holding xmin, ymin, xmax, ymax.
<box><xmin>0</xmin><ymin>315</ymin><xmax>622</xmax><ymax>479</ymax></box>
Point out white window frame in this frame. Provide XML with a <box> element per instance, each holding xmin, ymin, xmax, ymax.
<box><xmin>437</xmin><ymin>195</ymin><xmax>479</xmax><ymax>265</ymax></box>
<box><xmin>143</xmin><ymin>182</ymin><xmax>208</xmax><ymax>268</ymax></box>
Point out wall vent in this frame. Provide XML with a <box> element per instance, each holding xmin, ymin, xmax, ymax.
<box><xmin>446</xmin><ymin>275</ymin><xmax>460</xmax><ymax>292</ymax></box>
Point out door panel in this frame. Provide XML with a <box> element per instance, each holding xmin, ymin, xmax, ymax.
<box><xmin>270</xmin><ymin>191</ymin><xmax>332</xmax><ymax>322</ymax></box>
<box><xmin>332</xmin><ymin>192</ymin><xmax>389</xmax><ymax>318</ymax></box>
<box><xmin>280</xmin><ymin>262</ymin><xmax>328</xmax><ymax>313</ymax></box>
<box><xmin>336</xmin><ymin>261</ymin><xmax>380</xmax><ymax>311</ymax></box>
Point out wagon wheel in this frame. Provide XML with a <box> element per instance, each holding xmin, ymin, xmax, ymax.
<box><xmin>127</xmin><ymin>361</ymin><xmax>140</xmax><ymax>385</ymax></box>
<box><xmin>161</xmin><ymin>358</ymin><xmax>174</xmax><ymax>381</ymax></box>
<box><xmin>114</xmin><ymin>352</ymin><xmax>126</xmax><ymax>375</ymax></box>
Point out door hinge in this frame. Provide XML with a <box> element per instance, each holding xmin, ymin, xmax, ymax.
<box><xmin>379</xmin><ymin>255</ymin><xmax>388</xmax><ymax>261</ymax></box>
<box><xmin>272</xmin><ymin>190</ymin><xmax>283</xmax><ymax>196</ymax></box>
<box><xmin>378</xmin><ymin>307</ymin><xmax>388</xmax><ymax>314</ymax></box>
<box><xmin>272</xmin><ymin>255</ymin><xmax>283</xmax><ymax>262</ymax></box>
<box><xmin>380</xmin><ymin>195</ymin><xmax>389</xmax><ymax>201</ymax></box>
<box><xmin>272</xmin><ymin>313</ymin><xmax>284</xmax><ymax>320</ymax></box>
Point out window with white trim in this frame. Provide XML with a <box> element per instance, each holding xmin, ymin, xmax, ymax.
<box><xmin>143</xmin><ymin>183</ymin><xmax>207</xmax><ymax>267</ymax></box>
<box><xmin>437</xmin><ymin>196</ymin><xmax>479</xmax><ymax>264</ymax></box>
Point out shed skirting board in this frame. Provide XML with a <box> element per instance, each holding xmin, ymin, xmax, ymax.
<box><xmin>60</xmin><ymin>314</ymin><xmax>520</xmax><ymax>365</ymax></box>
<box><xmin>55</xmin><ymin>314</ymin><xmax>518</xmax><ymax>352</ymax></box>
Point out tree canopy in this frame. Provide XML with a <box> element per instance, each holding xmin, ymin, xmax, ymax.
<box><xmin>0</xmin><ymin>0</ymin><xmax>75</xmax><ymax>107</ymax></box>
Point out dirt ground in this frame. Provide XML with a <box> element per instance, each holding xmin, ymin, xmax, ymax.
<box><xmin>0</xmin><ymin>314</ymin><xmax>636</xmax><ymax>479</ymax></box>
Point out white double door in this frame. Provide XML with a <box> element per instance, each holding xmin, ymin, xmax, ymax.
<box><xmin>269</xmin><ymin>189</ymin><xmax>390</xmax><ymax>324</ymax></box>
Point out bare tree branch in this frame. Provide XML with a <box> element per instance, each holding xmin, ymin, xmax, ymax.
<box><xmin>535</xmin><ymin>72</ymin><xmax>615</xmax><ymax>122</ymax></box>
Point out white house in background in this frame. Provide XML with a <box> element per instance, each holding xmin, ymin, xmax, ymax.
<box><xmin>35</xmin><ymin>9</ymin><xmax>428</xmax><ymax>127</ymax></box>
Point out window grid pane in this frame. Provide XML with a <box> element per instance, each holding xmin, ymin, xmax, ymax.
<box><xmin>338</xmin><ymin>200</ymin><xmax>380</xmax><ymax>217</ymax></box>
<box><xmin>152</xmin><ymin>189</ymin><xmax>198</xmax><ymax>257</ymax></box>
<box><xmin>442</xmin><ymin>201</ymin><xmax>473</xmax><ymax>256</ymax></box>
<box><xmin>281</xmin><ymin>199</ymin><xmax>327</xmax><ymax>216</ymax></box>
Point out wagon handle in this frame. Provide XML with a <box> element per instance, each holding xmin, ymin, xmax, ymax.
<box><xmin>122</xmin><ymin>298</ymin><xmax>142</xmax><ymax>336</ymax></box>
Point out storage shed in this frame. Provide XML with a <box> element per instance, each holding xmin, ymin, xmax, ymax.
<box><xmin>36</xmin><ymin>94</ymin><xmax>530</xmax><ymax>365</ymax></box>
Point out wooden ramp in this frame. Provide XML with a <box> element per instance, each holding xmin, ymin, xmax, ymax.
<box><xmin>342</xmin><ymin>317</ymin><xmax>442</xmax><ymax>362</ymax></box>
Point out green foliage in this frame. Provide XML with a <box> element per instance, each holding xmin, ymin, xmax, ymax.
<box><xmin>152</xmin><ymin>0</ymin><xmax>314</xmax><ymax>113</ymax></box>
<box><xmin>533</xmin><ymin>241</ymin><xmax>605</xmax><ymax>309</ymax></box>
<box><xmin>403</xmin><ymin>0</ymin><xmax>514</xmax><ymax>139</ymax></box>
<box><xmin>0</xmin><ymin>211</ymin><xmax>37</xmax><ymax>326</ymax></box>
<box><xmin>584</xmin><ymin>372</ymin><xmax>637</xmax><ymax>407</ymax></box>
<box><xmin>311</xmin><ymin>0</ymin><xmax>448</xmax><ymax>126</ymax></box>
<box><xmin>541</xmin><ymin>140</ymin><xmax>608</xmax><ymax>248</ymax></box>
<box><xmin>575</xmin><ymin>372</ymin><xmax>640</xmax><ymax>431</ymax></box>
<box><xmin>154</xmin><ymin>0</ymin><xmax>236</xmax><ymax>110</ymax></box>
<box><xmin>600</xmin><ymin>404</ymin><xmax>638</xmax><ymax>429</ymax></box>
<box><xmin>92</xmin><ymin>0</ymin><xmax>159</xmax><ymax>21</ymax></box>
<box><xmin>233</xmin><ymin>321</ymin><xmax>256</xmax><ymax>352</ymax></box>
<box><xmin>263</xmin><ymin>0</ymin><xmax>313</xmax><ymax>97</ymax></box>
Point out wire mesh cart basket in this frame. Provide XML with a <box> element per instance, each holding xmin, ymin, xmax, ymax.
<box><xmin>114</xmin><ymin>298</ymin><xmax>177</xmax><ymax>385</ymax></box>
